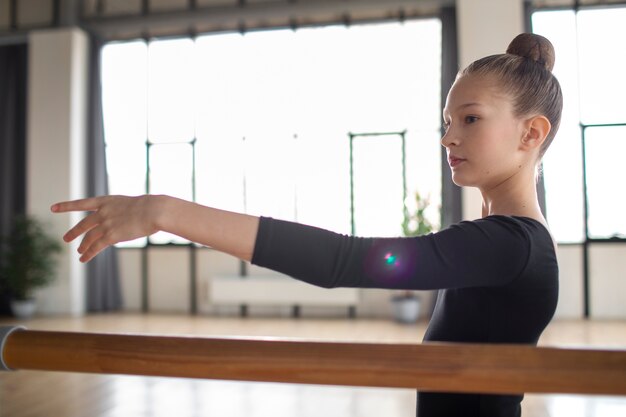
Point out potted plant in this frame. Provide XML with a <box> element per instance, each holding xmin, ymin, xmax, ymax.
<box><xmin>0</xmin><ymin>215</ymin><xmax>61</xmax><ymax>319</ymax></box>
<box><xmin>391</xmin><ymin>191</ymin><xmax>438</xmax><ymax>323</ymax></box>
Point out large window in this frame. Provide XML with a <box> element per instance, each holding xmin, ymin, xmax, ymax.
<box><xmin>102</xmin><ymin>19</ymin><xmax>443</xmax><ymax>246</ymax></box>
<box><xmin>532</xmin><ymin>6</ymin><xmax>626</xmax><ymax>242</ymax></box>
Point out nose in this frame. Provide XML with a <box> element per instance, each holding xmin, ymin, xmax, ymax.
<box><xmin>440</xmin><ymin>126</ymin><xmax>457</xmax><ymax>149</ymax></box>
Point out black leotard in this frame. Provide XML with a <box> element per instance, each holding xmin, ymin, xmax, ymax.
<box><xmin>251</xmin><ymin>214</ymin><xmax>559</xmax><ymax>417</ymax></box>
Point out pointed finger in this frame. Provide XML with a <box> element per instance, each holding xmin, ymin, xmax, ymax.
<box><xmin>51</xmin><ymin>197</ymin><xmax>105</xmax><ymax>214</ymax></box>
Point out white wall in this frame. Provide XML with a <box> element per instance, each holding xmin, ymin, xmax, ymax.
<box><xmin>27</xmin><ymin>28</ymin><xmax>89</xmax><ymax>316</ymax></box>
<box><xmin>554</xmin><ymin>245</ymin><xmax>584</xmax><ymax>318</ymax></box>
<box><xmin>589</xmin><ymin>244</ymin><xmax>626</xmax><ymax>319</ymax></box>
<box><xmin>552</xmin><ymin>242</ymin><xmax>626</xmax><ymax>319</ymax></box>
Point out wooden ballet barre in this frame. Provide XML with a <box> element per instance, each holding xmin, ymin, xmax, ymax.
<box><xmin>1</xmin><ymin>326</ymin><xmax>625</xmax><ymax>396</ymax></box>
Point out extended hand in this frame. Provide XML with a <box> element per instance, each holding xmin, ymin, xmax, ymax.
<box><xmin>51</xmin><ymin>195</ymin><xmax>164</xmax><ymax>262</ymax></box>
<box><xmin>52</xmin><ymin>195</ymin><xmax>259</xmax><ymax>263</ymax></box>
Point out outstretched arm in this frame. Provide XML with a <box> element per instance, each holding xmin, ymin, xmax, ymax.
<box><xmin>51</xmin><ymin>195</ymin><xmax>259</xmax><ymax>263</ymax></box>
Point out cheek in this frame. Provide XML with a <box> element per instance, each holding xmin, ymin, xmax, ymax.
<box><xmin>472</xmin><ymin>131</ymin><xmax>518</xmax><ymax>173</ymax></box>
<box><xmin>481</xmin><ymin>126</ymin><xmax>518</xmax><ymax>154</ymax></box>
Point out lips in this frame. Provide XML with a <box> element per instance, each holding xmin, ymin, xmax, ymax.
<box><xmin>448</xmin><ymin>155</ymin><xmax>466</xmax><ymax>167</ymax></box>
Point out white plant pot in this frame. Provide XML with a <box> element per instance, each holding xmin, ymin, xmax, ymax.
<box><xmin>10</xmin><ymin>299</ymin><xmax>37</xmax><ymax>319</ymax></box>
<box><xmin>392</xmin><ymin>297</ymin><xmax>421</xmax><ymax>324</ymax></box>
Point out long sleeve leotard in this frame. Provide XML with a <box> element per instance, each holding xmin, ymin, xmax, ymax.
<box><xmin>251</xmin><ymin>214</ymin><xmax>559</xmax><ymax>417</ymax></box>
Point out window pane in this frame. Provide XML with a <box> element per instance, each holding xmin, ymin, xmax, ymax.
<box><xmin>149</xmin><ymin>143</ymin><xmax>193</xmax><ymax>199</ymax></box>
<box><xmin>292</xmin><ymin>20</ymin><xmax>441</xmax><ymax>134</ymax></box>
<box><xmin>352</xmin><ymin>135</ymin><xmax>405</xmax><ymax>237</ymax></box>
<box><xmin>292</xmin><ymin>130</ymin><xmax>351</xmax><ymax>234</ymax></box>
<box><xmin>148</xmin><ymin>38</ymin><xmax>195</xmax><ymax>143</ymax></box>
<box><xmin>337</xmin><ymin>21</ymin><xmax>442</xmax><ymax>133</ymax></box>
<box><xmin>585</xmin><ymin>126</ymin><xmax>626</xmax><ymax>239</ymax></box>
<box><xmin>102</xmin><ymin>41</ymin><xmax>147</xmax><ymax>147</ymax></box>
<box><xmin>577</xmin><ymin>7</ymin><xmax>626</xmax><ymax>125</ymax></box>
<box><xmin>235</xmin><ymin>30</ymin><xmax>298</xmax><ymax>137</ymax></box>
<box><xmin>533</xmin><ymin>10</ymin><xmax>585</xmax><ymax>243</ymax></box>
<box><xmin>195</xmin><ymin>33</ymin><xmax>248</xmax><ymax>137</ymax></box>
<box><xmin>196</xmin><ymin>134</ymin><xmax>245</xmax><ymax>215</ymax></box>
<box><xmin>106</xmin><ymin>142</ymin><xmax>147</xmax><ymax>196</ymax></box>
<box><xmin>243</xmin><ymin>134</ymin><xmax>297</xmax><ymax>220</ymax></box>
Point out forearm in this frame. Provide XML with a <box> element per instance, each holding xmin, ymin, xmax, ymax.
<box><xmin>157</xmin><ymin>196</ymin><xmax>259</xmax><ymax>261</ymax></box>
<box><xmin>252</xmin><ymin>217</ymin><xmax>380</xmax><ymax>289</ymax></box>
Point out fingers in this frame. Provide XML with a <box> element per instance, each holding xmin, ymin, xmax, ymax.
<box><xmin>51</xmin><ymin>196</ymin><xmax>107</xmax><ymax>262</ymax></box>
<box><xmin>63</xmin><ymin>213</ymin><xmax>100</xmax><ymax>243</ymax></box>
<box><xmin>80</xmin><ymin>239</ymin><xmax>110</xmax><ymax>263</ymax></box>
<box><xmin>77</xmin><ymin>224</ymin><xmax>105</xmax><ymax>255</ymax></box>
<box><xmin>78</xmin><ymin>226</ymin><xmax>110</xmax><ymax>263</ymax></box>
<box><xmin>51</xmin><ymin>197</ymin><xmax>105</xmax><ymax>213</ymax></box>
<box><xmin>79</xmin><ymin>246</ymin><xmax>102</xmax><ymax>263</ymax></box>
<box><xmin>51</xmin><ymin>195</ymin><xmax>125</xmax><ymax>263</ymax></box>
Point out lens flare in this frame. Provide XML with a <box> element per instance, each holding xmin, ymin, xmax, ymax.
<box><xmin>384</xmin><ymin>252</ymin><xmax>397</xmax><ymax>266</ymax></box>
<box><xmin>364</xmin><ymin>241</ymin><xmax>417</xmax><ymax>288</ymax></box>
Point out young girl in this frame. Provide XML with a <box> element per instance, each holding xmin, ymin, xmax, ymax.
<box><xmin>52</xmin><ymin>32</ymin><xmax>562</xmax><ymax>417</ymax></box>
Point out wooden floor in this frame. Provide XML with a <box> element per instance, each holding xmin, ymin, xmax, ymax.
<box><xmin>1</xmin><ymin>314</ymin><xmax>625</xmax><ymax>417</ymax></box>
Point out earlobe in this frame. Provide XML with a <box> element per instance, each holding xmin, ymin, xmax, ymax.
<box><xmin>522</xmin><ymin>116</ymin><xmax>551</xmax><ymax>149</ymax></box>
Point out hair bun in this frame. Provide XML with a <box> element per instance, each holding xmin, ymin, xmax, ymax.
<box><xmin>506</xmin><ymin>33</ymin><xmax>555</xmax><ymax>72</ymax></box>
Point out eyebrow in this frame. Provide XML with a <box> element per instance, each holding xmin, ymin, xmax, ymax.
<box><xmin>442</xmin><ymin>102</ymin><xmax>483</xmax><ymax>117</ymax></box>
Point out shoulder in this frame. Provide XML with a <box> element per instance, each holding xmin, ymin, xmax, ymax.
<box><xmin>485</xmin><ymin>215</ymin><xmax>556</xmax><ymax>250</ymax></box>
<box><xmin>407</xmin><ymin>215</ymin><xmax>537</xmax><ymax>287</ymax></box>
<box><xmin>446</xmin><ymin>214</ymin><xmax>535</xmax><ymax>239</ymax></box>
<box><xmin>459</xmin><ymin>214</ymin><xmax>551</xmax><ymax>236</ymax></box>
<box><xmin>461</xmin><ymin>215</ymin><xmax>558</xmax><ymax>263</ymax></box>
<box><xmin>430</xmin><ymin>215</ymin><xmax>536</xmax><ymax>263</ymax></box>
<box><xmin>439</xmin><ymin>215</ymin><xmax>549</xmax><ymax>260</ymax></box>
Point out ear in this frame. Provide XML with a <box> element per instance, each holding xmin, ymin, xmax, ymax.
<box><xmin>520</xmin><ymin>115</ymin><xmax>551</xmax><ymax>151</ymax></box>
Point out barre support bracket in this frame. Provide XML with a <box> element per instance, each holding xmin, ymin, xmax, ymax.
<box><xmin>0</xmin><ymin>326</ymin><xmax>26</xmax><ymax>371</ymax></box>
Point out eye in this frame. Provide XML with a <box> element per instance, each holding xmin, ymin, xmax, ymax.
<box><xmin>465</xmin><ymin>115</ymin><xmax>479</xmax><ymax>124</ymax></box>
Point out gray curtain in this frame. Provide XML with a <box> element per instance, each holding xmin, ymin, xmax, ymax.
<box><xmin>86</xmin><ymin>34</ymin><xmax>123</xmax><ymax>312</ymax></box>
<box><xmin>0</xmin><ymin>44</ymin><xmax>27</xmax><ymax>315</ymax></box>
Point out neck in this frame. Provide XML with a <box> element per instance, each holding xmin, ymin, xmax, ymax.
<box><xmin>480</xmin><ymin>167</ymin><xmax>543</xmax><ymax>219</ymax></box>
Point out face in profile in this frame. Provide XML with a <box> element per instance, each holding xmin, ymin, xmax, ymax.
<box><xmin>441</xmin><ymin>74</ymin><xmax>530</xmax><ymax>190</ymax></box>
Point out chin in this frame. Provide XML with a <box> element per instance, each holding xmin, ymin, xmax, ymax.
<box><xmin>451</xmin><ymin>173</ymin><xmax>484</xmax><ymax>188</ymax></box>
<box><xmin>451</xmin><ymin>173</ymin><xmax>472</xmax><ymax>187</ymax></box>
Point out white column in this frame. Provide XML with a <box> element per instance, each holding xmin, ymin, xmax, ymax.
<box><xmin>455</xmin><ymin>0</ymin><xmax>524</xmax><ymax>220</ymax></box>
<box><xmin>27</xmin><ymin>28</ymin><xmax>89</xmax><ymax>316</ymax></box>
